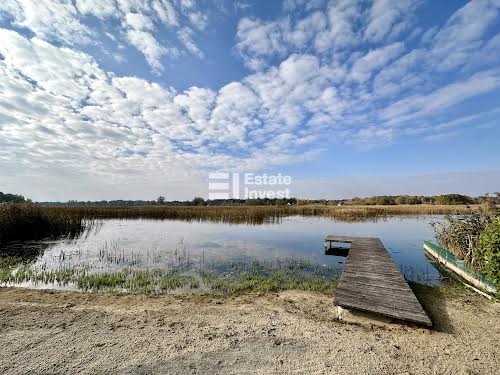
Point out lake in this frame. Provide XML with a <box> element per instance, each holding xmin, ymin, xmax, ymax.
<box><xmin>0</xmin><ymin>215</ymin><xmax>445</xmax><ymax>291</ymax></box>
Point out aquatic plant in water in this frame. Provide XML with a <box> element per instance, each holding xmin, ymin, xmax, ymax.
<box><xmin>0</xmin><ymin>256</ymin><xmax>339</xmax><ymax>295</ymax></box>
<box><xmin>201</xmin><ymin>259</ymin><xmax>338</xmax><ymax>293</ymax></box>
<box><xmin>0</xmin><ymin>265</ymin><xmax>199</xmax><ymax>294</ymax></box>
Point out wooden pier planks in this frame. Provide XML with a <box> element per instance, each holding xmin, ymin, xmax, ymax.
<box><xmin>327</xmin><ymin>235</ymin><xmax>432</xmax><ymax>326</ymax></box>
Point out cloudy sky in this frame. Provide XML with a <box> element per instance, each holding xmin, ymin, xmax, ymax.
<box><xmin>0</xmin><ymin>0</ymin><xmax>499</xmax><ymax>201</ymax></box>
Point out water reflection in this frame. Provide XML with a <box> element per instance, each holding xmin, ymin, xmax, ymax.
<box><xmin>0</xmin><ymin>240</ymin><xmax>53</xmax><ymax>266</ymax></box>
<box><xmin>1</xmin><ymin>215</ymin><xmax>445</xmax><ymax>289</ymax></box>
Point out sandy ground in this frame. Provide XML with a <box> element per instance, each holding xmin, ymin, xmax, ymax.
<box><xmin>0</xmin><ymin>285</ymin><xmax>499</xmax><ymax>375</ymax></box>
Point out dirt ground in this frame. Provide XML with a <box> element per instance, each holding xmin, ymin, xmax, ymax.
<box><xmin>0</xmin><ymin>284</ymin><xmax>499</xmax><ymax>375</ymax></box>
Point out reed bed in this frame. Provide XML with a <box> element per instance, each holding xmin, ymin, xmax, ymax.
<box><xmin>46</xmin><ymin>204</ymin><xmax>479</xmax><ymax>224</ymax></box>
<box><xmin>0</xmin><ymin>203</ymin><xmax>93</xmax><ymax>244</ymax></box>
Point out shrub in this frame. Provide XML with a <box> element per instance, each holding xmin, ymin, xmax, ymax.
<box><xmin>476</xmin><ymin>216</ymin><xmax>500</xmax><ymax>289</ymax></box>
<box><xmin>432</xmin><ymin>212</ymin><xmax>490</xmax><ymax>270</ymax></box>
<box><xmin>434</xmin><ymin>194</ymin><xmax>475</xmax><ymax>205</ymax></box>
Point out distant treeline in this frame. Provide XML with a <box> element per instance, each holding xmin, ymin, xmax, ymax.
<box><xmin>39</xmin><ymin>197</ymin><xmax>299</xmax><ymax>207</ymax></box>
<box><xmin>2</xmin><ymin>190</ymin><xmax>498</xmax><ymax>206</ymax></box>
<box><xmin>36</xmin><ymin>193</ymin><xmax>499</xmax><ymax>206</ymax></box>
<box><xmin>306</xmin><ymin>194</ymin><xmax>500</xmax><ymax>206</ymax></box>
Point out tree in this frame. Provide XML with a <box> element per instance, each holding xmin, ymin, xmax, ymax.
<box><xmin>157</xmin><ymin>196</ymin><xmax>165</xmax><ymax>205</ymax></box>
<box><xmin>192</xmin><ymin>197</ymin><xmax>205</xmax><ymax>206</ymax></box>
<box><xmin>375</xmin><ymin>196</ymin><xmax>395</xmax><ymax>205</ymax></box>
<box><xmin>395</xmin><ymin>196</ymin><xmax>408</xmax><ymax>205</ymax></box>
<box><xmin>0</xmin><ymin>192</ymin><xmax>26</xmax><ymax>203</ymax></box>
<box><xmin>434</xmin><ymin>194</ymin><xmax>474</xmax><ymax>205</ymax></box>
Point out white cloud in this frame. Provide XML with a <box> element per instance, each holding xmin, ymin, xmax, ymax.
<box><xmin>287</xmin><ymin>11</ymin><xmax>327</xmax><ymax>49</ymax></box>
<box><xmin>76</xmin><ymin>0</ymin><xmax>117</xmax><ymax>19</ymax></box>
<box><xmin>180</xmin><ymin>0</ymin><xmax>195</xmax><ymax>10</ymax></box>
<box><xmin>177</xmin><ymin>27</ymin><xmax>204</xmax><ymax>58</ymax></box>
<box><xmin>115</xmin><ymin>0</ymin><xmax>151</xmax><ymax>14</ymax></box>
<box><xmin>430</xmin><ymin>0</ymin><xmax>500</xmax><ymax>71</ymax></box>
<box><xmin>372</xmin><ymin>49</ymin><xmax>423</xmax><ymax>97</ymax></box>
<box><xmin>0</xmin><ymin>0</ymin><xmax>22</xmax><ymax>21</ymax></box>
<box><xmin>381</xmin><ymin>70</ymin><xmax>500</xmax><ymax>123</ymax></box>
<box><xmin>1</xmin><ymin>0</ymin><xmax>500</xmax><ymax>200</ymax></box>
<box><xmin>235</xmin><ymin>17</ymin><xmax>288</xmax><ymax>70</ymax></box>
<box><xmin>1</xmin><ymin>0</ymin><xmax>93</xmax><ymax>45</ymax></box>
<box><xmin>364</xmin><ymin>0</ymin><xmax>418</xmax><ymax>42</ymax></box>
<box><xmin>351</xmin><ymin>42</ymin><xmax>405</xmax><ymax>82</ymax></box>
<box><xmin>187</xmin><ymin>11</ymin><xmax>208</xmax><ymax>30</ymax></box>
<box><xmin>314</xmin><ymin>0</ymin><xmax>361</xmax><ymax>52</ymax></box>
<box><xmin>0</xmin><ymin>29</ymin><xmax>332</xmax><ymax>200</ymax></box>
<box><xmin>126</xmin><ymin>29</ymin><xmax>169</xmax><ymax>72</ymax></box>
<box><xmin>283</xmin><ymin>0</ymin><xmax>325</xmax><ymax>12</ymax></box>
<box><xmin>279</xmin><ymin>54</ymin><xmax>320</xmax><ymax>84</ymax></box>
<box><xmin>125</xmin><ymin>12</ymin><xmax>155</xmax><ymax>31</ymax></box>
<box><xmin>235</xmin><ymin>1</ymin><xmax>361</xmax><ymax>69</ymax></box>
<box><xmin>174</xmin><ymin>87</ymin><xmax>215</xmax><ymax>127</ymax></box>
<box><xmin>151</xmin><ymin>0</ymin><xmax>178</xmax><ymax>27</ymax></box>
<box><xmin>0</xmin><ymin>0</ymin><xmax>207</xmax><ymax>72</ymax></box>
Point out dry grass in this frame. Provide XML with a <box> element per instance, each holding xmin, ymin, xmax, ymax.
<box><xmin>47</xmin><ymin>204</ymin><xmax>481</xmax><ymax>224</ymax></box>
<box><xmin>0</xmin><ymin>203</ymin><xmax>91</xmax><ymax>243</ymax></box>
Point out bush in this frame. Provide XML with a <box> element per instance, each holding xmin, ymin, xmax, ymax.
<box><xmin>432</xmin><ymin>212</ymin><xmax>490</xmax><ymax>270</ymax></box>
<box><xmin>434</xmin><ymin>194</ymin><xmax>475</xmax><ymax>205</ymax></box>
<box><xmin>0</xmin><ymin>192</ymin><xmax>26</xmax><ymax>203</ymax></box>
<box><xmin>476</xmin><ymin>216</ymin><xmax>500</xmax><ymax>289</ymax></box>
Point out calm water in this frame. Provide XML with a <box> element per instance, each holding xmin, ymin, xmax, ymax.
<box><xmin>2</xmin><ymin>216</ymin><xmax>445</xmax><ymax>287</ymax></box>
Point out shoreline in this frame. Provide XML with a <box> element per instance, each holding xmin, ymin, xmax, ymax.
<box><xmin>1</xmin><ymin>283</ymin><xmax>499</xmax><ymax>374</ymax></box>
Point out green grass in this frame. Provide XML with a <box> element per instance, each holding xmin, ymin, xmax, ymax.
<box><xmin>0</xmin><ymin>266</ymin><xmax>199</xmax><ymax>294</ymax></box>
<box><xmin>202</xmin><ymin>271</ymin><xmax>338</xmax><ymax>293</ymax></box>
<box><xmin>0</xmin><ymin>256</ymin><xmax>24</xmax><ymax>268</ymax></box>
<box><xmin>201</xmin><ymin>259</ymin><xmax>338</xmax><ymax>294</ymax></box>
<box><xmin>0</xmin><ymin>258</ymin><xmax>338</xmax><ymax>294</ymax></box>
<box><xmin>74</xmin><ymin>269</ymin><xmax>199</xmax><ymax>293</ymax></box>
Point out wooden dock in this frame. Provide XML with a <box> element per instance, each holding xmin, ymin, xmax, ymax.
<box><xmin>326</xmin><ymin>235</ymin><xmax>432</xmax><ymax>326</ymax></box>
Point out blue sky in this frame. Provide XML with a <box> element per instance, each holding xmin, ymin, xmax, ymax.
<box><xmin>0</xmin><ymin>0</ymin><xmax>499</xmax><ymax>201</ymax></box>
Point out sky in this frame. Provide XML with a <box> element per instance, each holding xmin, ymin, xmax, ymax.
<box><xmin>0</xmin><ymin>0</ymin><xmax>499</xmax><ymax>201</ymax></box>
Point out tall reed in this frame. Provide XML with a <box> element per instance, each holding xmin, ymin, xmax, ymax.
<box><xmin>46</xmin><ymin>204</ymin><xmax>479</xmax><ymax>224</ymax></box>
<box><xmin>0</xmin><ymin>203</ymin><xmax>91</xmax><ymax>244</ymax></box>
